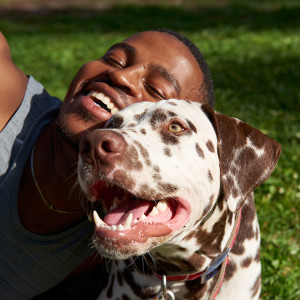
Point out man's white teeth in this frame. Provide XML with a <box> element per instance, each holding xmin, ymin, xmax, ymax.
<box><xmin>89</xmin><ymin>91</ymin><xmax>119</xmax><ymax>115</ymax></box>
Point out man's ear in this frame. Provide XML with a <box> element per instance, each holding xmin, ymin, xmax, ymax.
<box><xmin>201</xmin><ymin>105</ymin><xmax>282</xmax><ymax>212</ymax></box>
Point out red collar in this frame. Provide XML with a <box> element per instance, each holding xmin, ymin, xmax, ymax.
<box><xmin>155</xmin><ymin>210</ymin><xmax>241</xmax><ymax>283</ymax></box>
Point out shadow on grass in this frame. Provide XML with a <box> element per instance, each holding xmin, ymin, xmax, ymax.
<box><xmin>0</xmin><ymin>4</ymin><xmax>299</xmax><ymax>35</ymax></box>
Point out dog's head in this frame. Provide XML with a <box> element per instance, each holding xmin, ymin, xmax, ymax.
<box><xmin>78</xmin><ymin>100</ymin><xmax>281</xmax><ymax>259</ymax></box>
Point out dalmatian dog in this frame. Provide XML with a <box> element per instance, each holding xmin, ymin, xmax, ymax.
<box><xmin>78</xmin><ymin>99</ymin><xmax>281</xmax><ymax>300</ymax></box>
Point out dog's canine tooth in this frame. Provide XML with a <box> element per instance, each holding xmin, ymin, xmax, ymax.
<box><xmin>139</xmin><ymin>213</ymin><xmax>147</xmax><ymax>221</ymax></box>
<box><xmin>93</xmin><ymin>210</ymin><xmax>106</xmax><ymax>228</ymax></box>
<box><xmin>123</xmin><ymin>213</ymin><xmax>133</xmax><ymax>229</ymax></box>
<box><xmin>113</xmin><ymin>196</ymin><xmax>120</xmax><ymax>208</ymax></box>
<box><xmin>148</xmin><ymin>206</ymin><xmax>159</xmax><ymax>216</ymax></box>
<box><xmin>157</xmin><ymin>200</ymin><xmax>168</xmax><ymax>212</ymax></box>
<box><xmin>87</xmin><ymin>211</ymin><xmax>93</xmax><ymax>222</ymax></box>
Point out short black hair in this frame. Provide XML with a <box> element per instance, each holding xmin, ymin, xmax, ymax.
<box><xmin>154</xmin><ymin>28</ymin><xmax>215</xmax><ymax>108</ymax></box>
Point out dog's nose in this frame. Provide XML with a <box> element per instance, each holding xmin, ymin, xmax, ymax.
<box><xmin>79</xmin><ymin>130</ymin><xmax>125</xmax><ymax>165</ymax></box>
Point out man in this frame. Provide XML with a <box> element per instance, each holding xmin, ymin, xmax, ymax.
<box><xmin>0</xmin><ymin>29</ymin><xmax>214</xmax><ymax>298</ymax></box>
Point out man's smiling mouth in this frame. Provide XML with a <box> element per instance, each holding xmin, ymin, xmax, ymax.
<box><xmin>88</xmin><ymin>91</ymin><xmax>119</xmax><ymax>115</ymax></box>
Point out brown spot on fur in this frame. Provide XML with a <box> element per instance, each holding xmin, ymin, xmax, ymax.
<box><xmin>153</xmin><ymin>173</ymin><xmax>162</xmax><ymax>182</ymax></box>
<box><xmin>154</xmin><ymin>253</ymin><xmax>194</xmax><ymax>273</ymax></box>
<box><xmin>168</xmin><ymin>101</ymin><xmax>177</xmax><ymax>106</ymax></box>
<box><xmin>153</xmin><ymin>165</ymin><xmax>160</xmax><ymax>172</ymax></box>
<box><xmin>252</xmin><ymin>274</ymin><xmax>261</xmax><ymax>298</ymax></box>
<box><xmin>157</xmin><ymin>182</ymin><xmax>178</xmax><ymax>194</ymax></box>
<box><xmin>206</xmin><ymin>140</ymin><xmax>215</xmax><ymax>152</ymax></box>
<box><xmin>187</xmin><ymin>120</ymin><xmax>197</xmax><ymax>133</ymax></box>
<box><xmin>187</xmin><ymin>252</ymin><xmax>206</xmax><ymax>270</ymax></box>
<box><xmin>168</xmin><ymin>111</ymin><xmax>177</xmax><ymax>117</ymax></box>
<box><xmin>254</xmin><ymin>248</ymin><xmax>260</xmax><ymax>263</ymax></box>
<box><xmin>196</xmin><ymin>143</ymin><xmax>205</xmax><ymax>159</ymax></box>
<box><xmin>134</xmin><ymin>141</ymin><xmax>151</xmax><ymax>166</ymax></box>
<box><xmin>128</xmin><ymin>123</ymin><xmax>135</xmax><ymax>127</ymax></box>
<box><xmin>113</xmin><ymin>170</ymin><xmax>135</xmax><ymax>191</ymax></box>
<box><xmin>122</xmin><ymin>267</ymin><xmax>156</xmax><ymax>298</ymax></box>
<box><xmin>224</xmin><ymin>260</ymin><xmax>237</xmax><ymax>281</ymax></box>
<box><xmin>208</xmin><ymin>170</ymin><xmax>213</xmax><ymax>181</ymax></box>
<box><xmin>164</xmin><ymin>147</ymin><xmax>172</xmax><ymax>157</ymax></box>
<box><xmin>160</xmin><ymin>130</ymin><xmax>179</xmax><ymax>145</ymax></box>
<box><xmin>117</xmin><ymin>271</ymin><xmax>123</xmax><ymax>286</ymax></box>
<box><xmin>106</xmin><ymin>274</ymin><xmax>114</xmax><ymax>298</ymax></box>
<box><xmin>185</xmin><ymin>276</ymin><xmax>210</xmax><ymax>299</ymax></box>
<box><xmin>194</xmin><ymin>210</ymin><xmax>233</xmax><ymax>254</ymax></box>
<box><xmin>232</xmin><ymin>199</ymin><xmax>256</xmax><ymax>255</ymax></box>
<box><xmin>138</xmin><ymin>184</ymin><xmax>163</xmax><ymax>200</ymax></box>
<box><xmin>150</xmin><ymin>108</ymin><xmax>167</xmax><ymax>128</ymax></box>
<box><xmin>140</xmin><ymin>128</ymin><xmax>146</xmax><ymax>135</ymax></box>
<box><xmin>241</xmin><ymin>257</ymin><xmax>252</xmax><ymax>268</ymax></box>
<box><xmin>134</xmin><ymin>110</ymin><xmax>147</xmax><ymax>121</ymax></box>
<box><xmin>124</xmin><ymin>146</ymin><xmax>143</xmax><ymax>170</ymax></box>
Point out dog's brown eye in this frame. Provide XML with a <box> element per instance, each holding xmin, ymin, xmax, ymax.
<box><xmin>168</xmin><ymin>123</ymin><xmax>184</xmax><ymax>133</ymax></box>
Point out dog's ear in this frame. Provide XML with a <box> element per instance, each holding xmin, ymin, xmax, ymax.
<box><xmin>201</xmin><ymin>105</ymin><xmax>281</xmax><ymax>212</ymax></box>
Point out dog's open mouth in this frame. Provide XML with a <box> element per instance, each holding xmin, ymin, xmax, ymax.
<box><xmin>86</xmin><ymin>179</ymin><xmax>190</xmax><ymax>244</ymax></box>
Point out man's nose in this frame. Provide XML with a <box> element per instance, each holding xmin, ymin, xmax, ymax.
<box><xmin>107</xmin><ymin>64</ymin><xmax>144</xmax><ymax>100</ymax></box>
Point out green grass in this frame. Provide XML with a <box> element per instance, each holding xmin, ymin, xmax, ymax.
<box><xmin>1</xmin><ymin>1</ymin><xmax>299</xmax><ymax>299</ymax></box>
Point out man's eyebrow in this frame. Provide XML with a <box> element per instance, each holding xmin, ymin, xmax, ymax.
<box><xmin>106</xmin><ymin>42</ymin><xmax>137</xmax><ymax>56</ymax></box>
<box><xmin>149</xmin><ymin>64</ymin><xmax>180</xmax><ymax>95</ymax></box>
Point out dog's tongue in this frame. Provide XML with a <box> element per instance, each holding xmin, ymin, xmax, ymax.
<box><xmin>104</xmin><ymin>201</ymin><xmax>152</xmax><ymax>226</ymax></box>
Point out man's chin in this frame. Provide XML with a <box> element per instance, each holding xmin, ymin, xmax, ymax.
<box><xmin>54</xmin><ymin>119</ymin><xmax>82</xmax><ymax>152</ymax></box>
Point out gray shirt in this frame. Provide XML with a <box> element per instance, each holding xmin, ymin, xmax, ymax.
<box><xmin>0</xmin><ymin>76</ymin><xmax>94</xmax><ymax>299</ymax></box>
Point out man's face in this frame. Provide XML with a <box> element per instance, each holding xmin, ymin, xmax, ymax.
<box><xmin>57</xmin><ymin>31</ymin><xmax>204</xmax><ymax>147</ymax></box>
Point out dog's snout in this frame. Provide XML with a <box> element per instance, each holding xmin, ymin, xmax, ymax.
<box><xmin>79</xmin><ymin>130</ymin><xmax>125</xmax><ymax>164</ymax></box>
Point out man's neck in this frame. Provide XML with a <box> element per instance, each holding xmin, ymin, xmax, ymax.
<box><xmin>18</xmin><ymin>121</ymin><xmax>87</xmax><ymax>235</ymax></box>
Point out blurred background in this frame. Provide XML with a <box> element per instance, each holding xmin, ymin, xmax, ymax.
<box><xmin>0</xmin><ymin>0</ymin><xmax>299</xmax><ymax>299</ymax></box>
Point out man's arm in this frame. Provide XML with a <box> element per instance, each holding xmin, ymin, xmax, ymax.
<box><xmin>0</xmin><ymin>32</ymin><xmax>28</xmax><ymax>131</ymax></box>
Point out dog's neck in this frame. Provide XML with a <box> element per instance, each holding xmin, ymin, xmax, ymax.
<box><xmin>100</xmin><ymin>199</ymin><xmax>239</xmax><ymax>299</ymax></box>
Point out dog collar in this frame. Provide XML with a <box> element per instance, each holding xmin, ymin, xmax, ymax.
<box><xmin>155</xmin><ymin>209</ymin><xmax>241</xmax><ymax>284</ymax></box>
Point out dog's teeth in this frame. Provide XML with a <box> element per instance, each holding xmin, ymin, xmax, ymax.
<box><xmin>112</xmin><ymin>196</ymin><xmax>119</xmax><ymax>209</ymax></box>
<box><xmin>149</xmin><ymin>206</ymin><xmax>159</xmax><ymax>216</ymax></box>
<box><xmin>117</xmin><ymin>224</ymin><xmax>125</xmax><ymax>231</ymax></box>
<box><xmin>124</xmin><ymin>213</ymin><xmax>133</xmax><ymax>229</ymax></box>
<box><xmin>139</xmin><ymin>213</ymin><xmax>147</xmax><ymax>221</ymax></box>
<box><xmin>87</xmin><ymin>211</ymin><xmax>93</xmax><ymax>222</ymax></box>
<box><xmin>157</xmin><ymin>200</ymin><xmax>168</xmax><ymax>212</ymax></box>
<box><xmin>93</xmin><ymin>210</ymin><xmax>106</xmax><ymax>228</ymax></box>
<box><xmin>111</xmin><ymin>225</ymin><xmax>117</xmax><ymax>231</ymax></box>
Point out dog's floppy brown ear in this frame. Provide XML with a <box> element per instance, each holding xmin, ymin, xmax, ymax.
<box><xmin>202</xmin><ymin>105</ymin><xmax>281</xmax><ymax>212</ymax></box>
